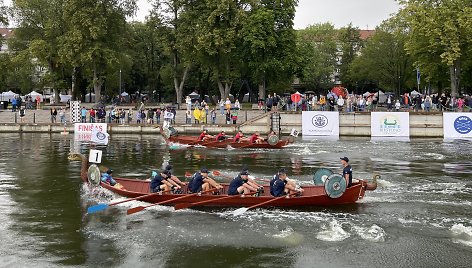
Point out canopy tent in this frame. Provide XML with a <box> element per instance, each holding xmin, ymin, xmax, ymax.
<box><xmin>304</xmin><ymin>90</ymin><xmax>315</xmax><ymax>95</ymax></box>
<box><xmin>331</xmin><ymin>87</ymin><xmax>348</xmax><ymax>98</ymax></box>
<box><xmin>363</xmin><ymin>91</ymin><xmax>372</xmax><ymax>97</ymax></box>
<box><xmin>410</xmin><ymin>90</ymin><xmax>421</xmax><ymax>96</ymax></box>
<box><xmin>188</xmin><ymin>92</ymin><xmax>200</xmax><ymax>100</ymax></box>
<box><xmin>60</xmin><ymin>94</ymin><xmax>72</xmax><ymax>103</ymax></box>
<box><xmin>1</xmin><ymin>90</ymin><xmax>19</xmax><ymax>101</ymax></box>
<box><xmin>28</xmin><ymin>90</ymin><xmax>44</xmax><ymax>102</ymax></box>
<box><xmin>84</xmin><ymin>93</ymin><xmax>95</xmax><ymax>103</ymax></box>
<box><xmin>121</xmin><ymin>92</ymin><xmax>129</xmax><ymax>97</ymax></box>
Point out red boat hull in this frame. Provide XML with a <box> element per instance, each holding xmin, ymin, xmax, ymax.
<box><xmin>168</xmin><ymin>135</ymin><xmax>291</xmax><ymax>149</ymax></box>
<box><xmin>100</xmin><ymin>177</ymin><xmax>369</xmax><ymax>208</ymax></box>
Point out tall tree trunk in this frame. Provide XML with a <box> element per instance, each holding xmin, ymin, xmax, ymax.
<box><xmin>258</xmin><ymin>79</ymin><xmax>266</xmax><ymax>101</ymax></box>
<box><xmin>217</xmin><ymin>79</ymin><xmax>232</xmax><ymax>100</ymax></box>
<box><xmin>449</xmin><ymin>60</ymin><xmax>460</xmax><ymax>97</ymax></box>
<box><xmin>93</xmin><ymin>64</ymin><xmax>102</xmax><ymax>103</ymax></box>
<box><xmin>174</xmin><ymin>65</ymin><xmax>189</xmax><ymax>105</ymax></box>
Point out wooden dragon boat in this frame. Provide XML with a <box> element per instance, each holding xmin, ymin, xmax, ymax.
<box><xmin>69</xmin><ymin>153</ymin><xmax>378</xmax><ymax>211</ymax></box>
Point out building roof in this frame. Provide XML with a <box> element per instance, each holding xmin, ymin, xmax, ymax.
<box><xmin>0</xmin><ymin>28</ymin><xmax>14</xmax><ymax>39</ymax></box>
<box><xmin>359</xmin><ymin>30</ymin><xmax>375</xmax><ymax>40</ymax></box>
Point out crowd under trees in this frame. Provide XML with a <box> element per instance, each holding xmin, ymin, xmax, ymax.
<box><xmin>0</xmin><ymin>0</ymin><xmax>471</xmax><ymax>104</ymax></box>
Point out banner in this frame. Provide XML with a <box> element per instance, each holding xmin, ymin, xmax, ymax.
<box><xmin>74</xmin><ymin>123</ymin><xmax>108</xmax><ymax>142</ymax></box>
<box><xmin>371</xmin><ymin>112</ymin><xmax>410</xmax><ymax>137</ymax></box>
<box><xmin>302</xmin><ymin>111</ymin><xmax>339</xmax><ymax>136</ymax></box>
<box><xmin>443</xmin><ymin>113</ymin><xmax>472</xmax><ymax>139</ymax></box>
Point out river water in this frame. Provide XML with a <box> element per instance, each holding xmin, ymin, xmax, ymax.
<box><xmin>0</xmin><ymin>133</ymin><xmax>471</xmax><ymax>267</ymax></box>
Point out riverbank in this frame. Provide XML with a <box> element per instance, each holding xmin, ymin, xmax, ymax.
<box><xmin>0</xmin><ymin>109</ymin><xmax>450</xmax><ymax>137</ymax></box>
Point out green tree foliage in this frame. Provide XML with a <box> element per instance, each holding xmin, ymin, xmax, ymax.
<box><xmin>0</xmin><ymin>0</ymin><xmax>8</xmax><ymax>26</ymax></box>
<box><xmin>349</xmin><ymin>19</ymin><xmax>415</xmax><ymax>95</ymax></box>
<box><xmin>398</xmin><ymin>0</ymin><xmax>472</xmax><ymax>96</ymax></box>
<box><xmin>337</xmin><ymin>23</ymin><xmax>362</xmax><ymax>91</ymax></box>
<box><xmin>296</xmin><ymin>22</ymin><xmax>338</xmax><ymax>93</ymax></box>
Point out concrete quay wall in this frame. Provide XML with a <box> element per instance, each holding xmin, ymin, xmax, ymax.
<box><xmin>0</xmin><ymin>112</ymin><xmax>445</xmax><ymax>137</ymax></box>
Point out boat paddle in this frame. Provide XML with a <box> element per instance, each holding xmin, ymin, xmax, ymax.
<box><xmin>232</xmin><ymin>193</ymin><xmax>297</xmax><ymax>216</ymax></box>
<box><xmin>126</xmin><ymin>188</ymin><xmax>217</xmax><ymax>215</ymax></box>
<box><xmin>174</xmin><ymin>191</ymin><xmax>258</xmax><ymax>210</ymax></box>
<box><xmin>87</xmin><ymin>189</ymin><xmax>172</xmax><ymax>214</ymax></box>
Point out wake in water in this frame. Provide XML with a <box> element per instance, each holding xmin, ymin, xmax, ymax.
<box><xmin>450</xmin><ymin>224</ymin><xmax>472</xmax><ymax>247</ymax></box>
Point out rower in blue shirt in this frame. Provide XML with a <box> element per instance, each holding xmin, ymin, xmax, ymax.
<box><xmin>150</xmin><ymin>170</ymin><xmax>174</xmax><ymax>193</ymax></box>
<box><xmin>188</xmin><ymin>168</ymin><xmax>223</xmax><ymax>194</ymax></box>
<box><xmin>340</xmin><ymin>156</ymin><xmax>353</xmax><ymax>187</ymax></box>
<box><xmin>269</xmin><ymin>168</ymin><xmax>304</xmax><ymax>197</ymax></box>
<box><xmin>228</xmin><ymin>170</ymin><xmax>260</xmax><ymax>195</ymax></box>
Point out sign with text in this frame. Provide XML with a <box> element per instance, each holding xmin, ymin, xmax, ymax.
<box><xmin>371</xmin><ymin>112</ymin><xmax>410</xmax><ymax>137</ymax></box>
<box><xmin>74</xmin><ymin>123</ymin><xmax>108</xmax><ymax>142</ymax></box>
<box><xmin>302</xmin><ymin>111</ymin><xmax>339</xmax><ymax>136</ymax></box>
<box><xmin>88</xmin><ymin>149</ymin><xmax>103</xmax><ymax>163</ymax></box>
<box><xmin>443</xmin><ymin>112</ymin><xmax>472</xmax><ymax>139</ymax></box>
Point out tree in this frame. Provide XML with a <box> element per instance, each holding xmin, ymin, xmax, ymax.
<box><xmin>399</xmin><ymin>0</ymin><xmax>472</xmax><ymax>96</ymax></box>
<box><xmin>337</xmin><ymin>23</ymin><xmax>362</xmax><ymax>91</ymax></box>
<box><xmin>349</xmin><ymin>19</ymin><xmax>415</xmax><ymax>96</ymax></box>
<box><xmin>296</xmin><ymin>23</ymin><xmax>338</xmax><ymax>92</ymax></box>
<box><xmin>0</xmin><ymin>0</ymin><xmax>8</xmax><ymax>26</ymax></box>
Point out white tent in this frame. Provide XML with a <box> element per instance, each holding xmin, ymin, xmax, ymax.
<box><xmin>60</xmin><ymin>94</ymin><xmax>72</xmax><ymax>103</ymax></box>
<box><xmin>121</xmin><ymin>92</ymin><xmax>129</xmax><ymax>97</ymax></box>
<box><xmin>363</xmin><ymin>91</ymin><xmax>371</xmax><ymax>97</ymax></box>
<box><xmin>1</xmin><ymin>90</ymin><xmax>19</xmax><ymax>101</ymax></box>
<box><xmin>28</xmin><ymin>90</ymin><xmax>44</xmax><ymax>102</ymax></box>
<box><xmin>410</xmin><ymin>90</ymin><xmax>421</xmax><ymax>96</ymax></box>
<box><xmin>84</xmin><ymin>93</ymin><xmax>95</xmax><ymax>103</ymax></box>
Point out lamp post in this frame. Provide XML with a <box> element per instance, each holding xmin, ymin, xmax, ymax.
<box><xmin>119</xmin><ymin>69</ymin><xmax>122</xmax><ymax>95</ymax></box>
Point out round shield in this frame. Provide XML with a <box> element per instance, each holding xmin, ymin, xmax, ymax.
<box><xmin>324</xmin><ymin>174</ymin><xmax>347</xmax><ymax>199</ymax></box>
<box><xmin>87</xmin><ymin>164</ymin><xmax>101</xmax><ymax>186</ymax></box>
<box><xmin>267</xmin><ymin>135</ymin><xmax>279</xmax><ymax>146</ymax></box>
<box><xmin>313</xmin><ymin>168</ymin><xmax>334</xmax><ymax>186</ymax></box>
<box><xmin>168</xmin><ymin>126</ymin><xmax>178</xmax><ymax>136</ymax></box>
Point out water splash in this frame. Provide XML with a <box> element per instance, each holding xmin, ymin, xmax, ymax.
<box><xmin>450</xmin><ymin>224</ymin><xmax>472</xmax><ymax>247</ymax></box>
<box><xmin>316</xmin><ymin>220</ymin><xmax>350</xmax><ymax>242</ymax></box>
<box><xmin>353</xmin><ymin>224</ymin><xmax>386</xmax><ymax>242</ymax></box>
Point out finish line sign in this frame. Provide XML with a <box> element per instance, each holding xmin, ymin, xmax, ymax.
<box><xmin>74</xmin><ymin>123</ymin><xmax>109</xmax><ymax>144</ymax></box>
<box><xmin>302</xmin><ymin>111</ymin><xmax>339</xmax><ymax>136</ymax></box>
<box><xmin>443</xmin><ymin>113</ymin><xmax>472</xmax><ymax>139</ymax></box>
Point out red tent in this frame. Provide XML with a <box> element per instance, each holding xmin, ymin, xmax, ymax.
<box><xmin>331</xmin><ymin>87</ymin><xmax>348</xmax><ymax>98</ymax></box>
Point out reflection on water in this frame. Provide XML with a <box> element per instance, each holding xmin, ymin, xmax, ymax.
<box><xmin>0</xmin><ymin>133</ymin><xmax>471</xmax><ymax>267</ymax></box>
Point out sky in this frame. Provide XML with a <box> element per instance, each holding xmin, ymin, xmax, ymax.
<box><xmin>4</xmin><ymin>0</ymin><xmax>400</xmax><ymax>30</ymax></box>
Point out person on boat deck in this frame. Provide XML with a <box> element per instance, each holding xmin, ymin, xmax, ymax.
<box><xmin>188</xmin><ymin>168</ymin><xmax>223</xmax><ymax>194</ymax></box>
<box><xmin>249</xmin><ymin>131</ymin><xmax>265</xmax><ymax>144</ymax></box>
<box><xmin>101</xmin><ymin>169</ymin><xmax>117</xmax><ymax>186</ymax></box>
<box><xmin>340</xmin><ymin>156</ymin><xmax>353</xmax><ymax>187</ymax></box>
<box><xmin>269</xmin><ymin>168</ymin><xmax>304</xmax><ymax>197</ymax></box>
<box><xmin>197</xmin><ymin>129</ymin><xmax>213</xmax><ymax>142</ymax></box>
<box><xmin>232</xmin><ymin>130</ymin><xmax>247</xmax><ymax>142</ymax></box>
<box><xmin>228</xmin><ymin>170</ymin><xmax>260</xmax><ymax>195</ymax></box>
<box><xmin>215</xmin><ymin>131</ymin><xmax>227</xmax><ymax>141</ymax></box>
<box><xmin>150</xmin><ymin>170</ymin><xmax>174</xmax><ymax>193</ymax></box>
<box><xmin>165</xmin><ymin>165</ymin><xmax>187</xmax><ymax>187</ymax></box>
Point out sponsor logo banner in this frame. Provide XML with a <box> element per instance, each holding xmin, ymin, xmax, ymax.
<box><xmin>302</xmin><ymin>111</ymin><xmax>339</xmax><ymax>136</ymax></box>
<box><xmin>371</xmin><ymin>112</ymin><xmax>410</xmax><ymax>137</ymax></box>
<box><xmin>443</xmin><ymin>112</ymin><xmax>472</xmax><ymax>139</ymax></box>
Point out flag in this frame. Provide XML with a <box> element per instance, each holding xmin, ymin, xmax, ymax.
<box><xmin>416</xmin><ymin>67</ymin><xmax>421</xmax><ymax>85</ymax></box>
<box><xmin>91</xmin><ymin>126</ymin><xmax>109</xmax><ymax>145</ymax></box>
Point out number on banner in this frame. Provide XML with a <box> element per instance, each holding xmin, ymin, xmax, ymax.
<box><xmin>89</xmin><ymin>149</ymin><xmax>103</xmax><ymax>164</ymax></box>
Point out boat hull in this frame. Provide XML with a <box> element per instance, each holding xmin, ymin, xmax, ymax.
<box><xmin>168</xmin><ymin>135</ymin><xmax>291</xmax><ymax>149</ymax></box>
<box><xmin>100</xmin><ymin>178</ymin><xmax>368</xmax><ymax>208</ymax></box>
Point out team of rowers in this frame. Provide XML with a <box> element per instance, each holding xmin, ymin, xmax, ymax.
<box><xmin>198</xmin><ymin>130</ymin><xmax>277</xmax><ymax>144</ymax></box>
<box><xmin>149</xmin><ymin>166</ymin><xmax>304</xmax><ymax>197</ymax></box>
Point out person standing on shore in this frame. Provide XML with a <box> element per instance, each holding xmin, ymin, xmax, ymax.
<box><xmin>19</xmin><ymin>107</ymin><xmax>26</xmax><ymax>123</ymax></box>
<box><xmin>50</xmin><ymin>108</ymin><xmax>57</xmax><ymax>123</ymax></box>
<box><xmin>59</xmin><ymin>108</ymin><xmax>65</xmax><ymax>123</ymax></box>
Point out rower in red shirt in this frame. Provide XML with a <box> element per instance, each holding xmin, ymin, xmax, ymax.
<box><xmin>249</xmin><ymin>131</ymin><xmax>264</xmax><ymax>144</ymax></box>
<box><xmin>233</xmin><ymin>130</ymin><xmax>246</xmax><ymax>142</ymax></box>
<box><xmin>198</xmin><ymin>129</ymin><xmax>213</xmax><ymax>142</ymax></box>
<box><xmin>215</xmin><ymin>131</ymin><xmax>227</xmax><ymax>141</ymax></box>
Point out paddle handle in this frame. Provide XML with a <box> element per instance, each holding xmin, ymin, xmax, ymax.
<box><xmin>143</xmin><ymin>188</ymin><xmax>217</xmax><ymax>209</ymax></box>
<box><xmin>109</xmin><ymin>189</ymin><xmax>171</xmax><ymax>206</ymax></box>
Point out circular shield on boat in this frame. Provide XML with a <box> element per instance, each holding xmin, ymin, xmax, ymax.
<box><xmin>87</xmin><ymin>164</ymin><xmax>101</xmax><ymax>186</ymax></box>
<box><xmin>313</xmin><ymin>168</ymin><xmax>334</xmax><ymax>186</ymax></box>
<box><xmin>267</xmin><ymin>135</ymin><xmax>279</xmax><ymax>146</ymax></box>
<box><xmin>324</xmin><ymin>174</ymin><xmax>347</xmax><ymax>199</ymax></box>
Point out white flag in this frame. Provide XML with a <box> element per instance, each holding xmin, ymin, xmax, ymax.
<box><xmin>91</xmin><ymin>126</ymin><xmax>109</xmax><ymax>145</ymax></box>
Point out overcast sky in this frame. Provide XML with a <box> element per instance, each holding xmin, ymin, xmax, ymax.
<box><xmin>4</xmin><ymin>0</ymin><xmax>400</xmax><ymax>30</ymax></box>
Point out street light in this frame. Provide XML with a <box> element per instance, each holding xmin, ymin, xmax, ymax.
<box><xmin>119</xmin><ymin>69</ymin><xmax>122</xmax><ymax>95</ymax></box>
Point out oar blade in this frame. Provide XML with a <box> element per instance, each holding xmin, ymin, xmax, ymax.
<box><xmin>232</xmin><ymin>207</ymin><xmax>249</xmax><ymax>216</ymax></box>
<box><xmin>174</xmin><ymin>203</ymin><xmax>192</xmax><ymax>210</ymax></box>
<box><xmin>127</xmin><ymin>206</ymin><xmax>145</xmax><ymax>215</ymax></box>
<box><xmin>87</xmin><ymin>203</ymin><xmax>108</xmax><ymax>214</ymax></box>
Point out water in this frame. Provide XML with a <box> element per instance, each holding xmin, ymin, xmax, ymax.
<box><xmin>0</xmin><ymin>133</ymin><xmax>471</xmax><ymax>267</ymax></box>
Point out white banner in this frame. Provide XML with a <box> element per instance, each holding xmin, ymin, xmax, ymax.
<box><xmin>371</xmin><ymin>112</ymin><xmax>410</xmax><ymax>137</ymax></box>
<box><xmin>74</xmin><ymin>123</ymin><xmax>108</xmax><ymax>142</ymax></box>
<box><xmin>443</xmin><ymin>112</ymin><xmax>472</xmax><ymax>139</ymax></box>
<box><xmin>302</xmin><ymin>111</ymin><xmax>339</xmax><ymax>136</ymax></box>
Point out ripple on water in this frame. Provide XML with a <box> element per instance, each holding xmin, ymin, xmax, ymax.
<box><xmin>450</xmin><ymin>224</ymin><xmax>472</xmax><ymax>247</ymax></box>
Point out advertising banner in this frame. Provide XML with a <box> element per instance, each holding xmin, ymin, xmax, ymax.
<box><xmin>302</xmin><ymin>111</ymin><xmax>339</xmax><ymax>136</ymax></box>
<box><xmin>443</xmin><ymin>113</ymin><xmax>472</xmax><ymax>139</ymax></box>
<box><xmin>74</xmin><ymin>123</ymin><xmax>108</xmax><ymax>142</ymax></box>
<box><xmin>371</xmin><ymin>112</ymin><xmax>410</xmax><ymax>137</ymax></box>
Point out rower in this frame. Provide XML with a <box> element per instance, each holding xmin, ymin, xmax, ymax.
<box><xmin>150</xmin><ymin>170</ymin><xmax>175</xmax><ymax>193</ymax></box>
<box><xmin>101</xmin><ymin>169</ymin><xmax>117</xmax><ymax>186</ymax></box>
<box><xmin>340</xmin><ymin>156</ymin><xmax>353</xmax><ymax>187</ymax></box>
<box><xmin>215</xmin><ymin>131</ymin><xmax>227</xmax><ymax>141</ymax></box>
<box><xmin>269</xmin><ymin>168</ymin><xmax>303</xmax><ymax>197</ymax></box>
<box><xmin>197</xmin><ymin>129</ymin><xmax>213</xmax><ymax>142</ymax></box>
<box><xmin>188</xmin><ymin>168</ymin><xmax>223</xmax><ymax>194</ymax></box>
<box><xmin>228</xmin><ymin>170</ymin><xmax>260</xmax><ymax>195</ymax></box>
<box><xmin>249</xmin><ymin>131</ymin><xmax>264</xmax><ymax>144</ymax></box>
<box><xmin>165</xmin><ymin>165</ymin><xmax>187</xmax><ymax>188</ymax></box>
<box><xmin>232</xmin><ymin>130</ymin><xmax>246</xmax><ymax>142</ymax></box>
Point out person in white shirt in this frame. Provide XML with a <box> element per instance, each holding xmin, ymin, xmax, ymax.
<box><xmin>337</xmin><ymin>97</ymin><xmax>345</xmax><ymax>112</ymax></box>
<box><xmin>395</xmin><ymin>99</ymin><xmax>401</xmax><ymax>112</ymax></box>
